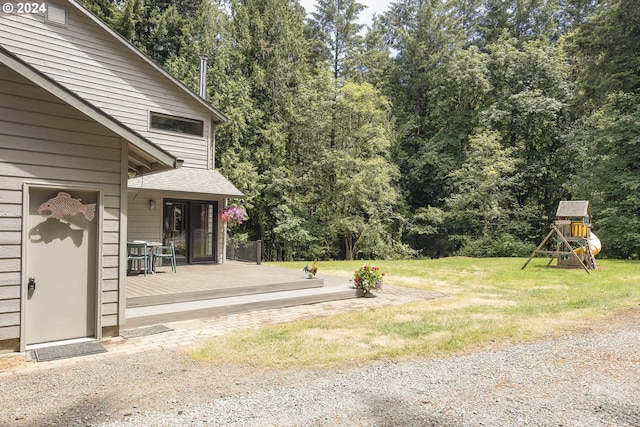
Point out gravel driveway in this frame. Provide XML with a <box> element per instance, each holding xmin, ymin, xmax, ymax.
<box><xmin>2</xmin><ymin>307</ymin><xmax>639</xmax><ymax>426</ymax></box>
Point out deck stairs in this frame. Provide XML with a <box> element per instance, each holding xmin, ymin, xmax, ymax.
<box><xmin>124</xmin><ymin>265</ymin><xmax>356</xmax><ymax>329</ymax></box>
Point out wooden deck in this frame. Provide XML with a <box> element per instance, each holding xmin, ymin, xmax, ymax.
<box><xmin>126</xmin><ymin>261</ymin><xmax>324</xmax><ymax>305</ymax></box>
<box><xmin>124</xmin><ymin>261</ymin><xmax>356</xmax><ymax>328</ymax></box>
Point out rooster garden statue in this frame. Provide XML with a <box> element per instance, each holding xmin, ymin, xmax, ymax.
<box><xmin>302</xmin><ymin>260</ymin><xmax>318</xmax><ymax>278</ymax></box>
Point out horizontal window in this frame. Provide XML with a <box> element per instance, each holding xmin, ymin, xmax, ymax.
<box><xmin>150</xmin><ymin>112</ymin><xmax>204</xmax><ymax>137</ymax></box>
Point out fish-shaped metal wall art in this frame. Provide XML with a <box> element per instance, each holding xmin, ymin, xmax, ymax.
<box><xmin>38</xmin><ymin>192</ymin><xmax>96</xmax><ymax>221</ymax></box>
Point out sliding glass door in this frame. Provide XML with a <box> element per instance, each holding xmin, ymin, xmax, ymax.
<box><xmin>190</xmin><ymin>201</ymin><xmax>216</xmax><ymax>263</ymax></box>
<box><xmin>163</xmin><ymin>200</ymin><xmax>188</xmax><ymax>264</ymax></box>
<box><xmin>163</xmin><ymin>199</ymin><xmax>218</xmax><ymax>264</ymax></box>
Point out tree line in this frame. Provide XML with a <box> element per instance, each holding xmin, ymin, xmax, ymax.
<box><xmin>80</xmin><ymin>0</ymin><xmax>640</xmax><ymax>260</ymax></box>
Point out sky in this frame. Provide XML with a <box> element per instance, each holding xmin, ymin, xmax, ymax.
<box><xmin>298</xmin><ymin>0</ymin><xmax>393</xmax><ymax>28</ymax></box>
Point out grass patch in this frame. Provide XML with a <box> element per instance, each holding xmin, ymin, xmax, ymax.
<box><xmin>189</xmin><ymin>258</ymin><xmax>640</xmax><ymax>367</ymax></box>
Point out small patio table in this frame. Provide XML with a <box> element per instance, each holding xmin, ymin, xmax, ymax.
<box><xmin>129</xmin><ymin>241</ymin><xmax>163</xmax><ymax>275</ymax></box>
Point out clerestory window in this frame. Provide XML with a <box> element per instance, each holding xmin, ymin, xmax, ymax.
<box><xmin>150</xmin><ymin>112</ymin><xmax>204</xmax><ymax>137</ymax></box>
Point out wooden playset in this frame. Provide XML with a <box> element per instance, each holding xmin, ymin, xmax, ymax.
<box><xmin>522</xmin><ymin>200</ymin><xmax>601</xmax><ymax>273</ymax></box>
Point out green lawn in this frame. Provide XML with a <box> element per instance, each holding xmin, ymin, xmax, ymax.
<box><xmin>189</xmin><ymin>258</ymin><xmax>640</xmax><ymax>367</ymax></box>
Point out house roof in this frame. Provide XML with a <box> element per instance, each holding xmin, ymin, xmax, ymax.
<box><xmin>70</xmin><ymin>0</ymin><xmax>228</xmax><ymax>126</ymax></box>
<box><xmin>128</xmin><ymin>168</ymin><xmax>245</xmax><ymax>198</ymax></box>
<box><xmin>556</xmin><ymin>200</ymin><xmax>590</xmax><ymax>218</ymax></box>
<box><xmin>0</xmin><ymin>45</ymin><xmax>179</xmax><ymax>173</ymax></box>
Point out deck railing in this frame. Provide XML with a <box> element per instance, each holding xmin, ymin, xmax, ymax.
<box><xmin>226</xmin><ymin>238</ymin><xmax>262</xmax><ymax>264</ymax></box>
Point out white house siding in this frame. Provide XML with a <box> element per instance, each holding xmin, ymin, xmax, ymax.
<box><xmin>0</xmin><ymin>0</ymin><xmax>216</xmax><ymax>169</ymax></box>
<box><xmin>0</xmin><ymin>64</ymin><xmax>123</xmax><ymax>347</ymax></box>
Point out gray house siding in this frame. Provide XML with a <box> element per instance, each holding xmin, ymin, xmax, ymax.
<box><xmin>127</xmin><ymin>191</ymin><xmax>227</xmax><ymax>264</ymax></box>
<box><xmin>0</xmin><ymin>0</ymin><xmax>219</xmax><ymax>169</ymax></box>
<box><xmin>0</xmin><ymin>63</ymin><xmax>124</xmax><ymax>347</ymax></box>
<box><xmin>127</xmin><ymin>193</ymin><xmax>163</xmax><ymax>243</ymax></box>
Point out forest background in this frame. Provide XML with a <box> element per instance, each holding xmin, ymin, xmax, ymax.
<box><xmin>80</xmin><ymin>0</ymin><xmax>639</xmax><ymax>261</ymax></box>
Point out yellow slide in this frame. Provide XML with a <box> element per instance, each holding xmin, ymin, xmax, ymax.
<box><xmin>575</xmin><ymin>232</ymin><xmax>601</xmax><ymax>256</ymax></box>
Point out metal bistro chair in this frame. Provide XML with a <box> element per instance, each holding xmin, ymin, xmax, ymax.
<box><xmin>127</xmin><ymin>242</ymin><xmax>151</xmax><ymax>276</ymax></box>
<box><xmin>153</xmin><ymin>241</ymin><xmax>177</xmax><ymax>273</ymax></box>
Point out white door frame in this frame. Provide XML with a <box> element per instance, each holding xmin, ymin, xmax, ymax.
<box><xmin>20</xmin><ymin>182</ymin><xmax>104</xmax><ymax>352</ymax></box>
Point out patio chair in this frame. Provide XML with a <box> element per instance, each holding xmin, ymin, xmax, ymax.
<box><xmin>153</xmin><ymin>241</ymin><xmax>177</xmax><ymax>273</ymax></box>
<box><xmin>127</xmin><ymin>242</ymin><xmax>151</xmax><ymax>276</ymax></box>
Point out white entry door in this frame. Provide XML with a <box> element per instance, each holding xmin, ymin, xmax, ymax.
<box><xmin>25</xmin><ymin>187</ymin><xmax>99</xmax><ymax>346</ymax></box>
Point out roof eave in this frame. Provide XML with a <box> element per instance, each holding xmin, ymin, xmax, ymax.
<box><xmin>0</xmin><ymin>45</ymin><xmax>180</xmax><ymax>172</ymax></box>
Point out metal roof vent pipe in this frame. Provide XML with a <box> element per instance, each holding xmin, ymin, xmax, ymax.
<box><xmin>199</xmin><ymin>55</ymin><xmax>208</xmax><ymax>100</ymax></box>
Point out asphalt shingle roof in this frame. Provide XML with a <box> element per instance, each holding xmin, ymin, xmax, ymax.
<box><xmin>128</xmin><ymin>168</ymin><xmax>244</xmax><ymax>198</ymax></box>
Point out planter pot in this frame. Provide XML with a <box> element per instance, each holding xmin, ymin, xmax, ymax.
<box><xmin>355</xmin><ymin>288</ymin><xmax>376</xmax><ymax>298</ymax></box>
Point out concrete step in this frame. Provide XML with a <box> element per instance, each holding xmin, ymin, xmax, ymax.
<box><xmin>127</xmin><ymin>278</ymin><xmax>324</xmax><ymax>308</ymax></box>
<box><xmin>124</xmin><ymin>284</ymin><xmax>357</xmax><ymax>329</ymax></box>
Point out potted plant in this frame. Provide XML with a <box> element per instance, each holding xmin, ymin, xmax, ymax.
<box><xmin>219</xmin><ymin>206</ymin><xmax>247</xmax><ymax>227</ymax></box>
<box><xmin>353</xmin><ymin>264</ymin><xmax>384</xmax><ymax>297</ymax></box>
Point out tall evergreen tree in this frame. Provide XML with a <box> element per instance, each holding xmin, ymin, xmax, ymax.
<box><xmin>77</xmin><ymin>0</ymin><xmax>119</xmax><ymax>24</ymax></box>
<box><xmin>76</xmin><ymin>0</ymin><xmax>638</xmax><ymax>260</ymax></box>
<box><xmin>346</xmin><ymin>15</ymin><xmax>398</xmax><ymax>93</ymax></box>
<box><xmin>478</xmin><ymin>0</ymin><xmax>561</xmax><ymax>43</ymax></box>
<box><xmin>212</xmin><ymin>0</ymin><xmax>316</xmax><ymax>259</ymax></box>
<box><xmin>566</xmin><ymin>93</ymin><xmax>640</xmax><ymax>259</ymax></box>
<box><xmin>309</xmin><ymin>0</ymin><xmax>366</xmax><ymax>80</ymax></box>
<box><xmin>565</xmin><ymin>0</ymin><xmax>640</xmax><ymax>107</ymax></box>
<box><xmin>383</xmin><ymin>0</ymin><xmax>476</xmax><ymax>208</ymax></box>
<box><xmin>563</xmin><ymin>0</ymin><xmax>640</xmax><ymax>258</ymax></box>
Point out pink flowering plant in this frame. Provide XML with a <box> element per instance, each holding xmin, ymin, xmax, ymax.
<box><xmin>218</xmin><ymin>206</ymin><xmax>247</xmax><ymax>227</ymax></box>
<box><xmin>353</xmin><ymin>264</ymin><xmax>384</xmax><ymax>292</ymax></box>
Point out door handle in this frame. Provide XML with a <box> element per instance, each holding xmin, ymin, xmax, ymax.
<box><xmin>28</xmin><ymin>277</ymin><xmax>36</xmax><ymax>291</ymax></box>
